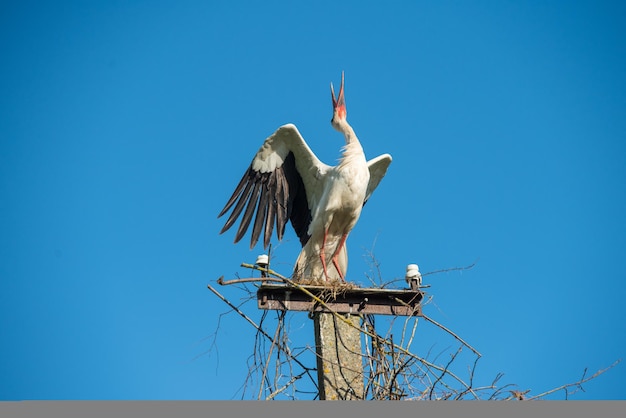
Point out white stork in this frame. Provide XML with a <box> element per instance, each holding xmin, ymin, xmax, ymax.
<box><xmin>218</xmin><ymin>72</ymin><xmax>392</xmax><ymax>282</ymax></box>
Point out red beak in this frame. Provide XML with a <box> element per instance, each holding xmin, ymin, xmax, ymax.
<box><xmin>330</xmin><ymin>71</ymin><xmax>346</xmax><ymax>119</ymax></box>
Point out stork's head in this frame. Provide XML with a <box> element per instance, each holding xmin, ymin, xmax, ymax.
<box><xmin>330</xmin><ymin>72</ymin><xmax>347</xmax><ymax>129</ymax></box>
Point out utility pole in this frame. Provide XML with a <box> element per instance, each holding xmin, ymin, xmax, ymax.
<box><xmin>314</xmin><ymin>312</ymin><xmax>363</xmax><ymax>399</ymax></box>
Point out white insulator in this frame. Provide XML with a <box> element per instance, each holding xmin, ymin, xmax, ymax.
<box><xmin>405</xmin><ymin>264</ymin><xmax>421</xmax><ymax>284</ymax></box>
<box><xmin>405</xmin><ymin>263</ymin><xmax>419</xmax><ymax>278</ymax></box>
<box><xmin>256</xmin><ymin>254</ymin><xmax>269</xmax><ymax>267</ymax></box>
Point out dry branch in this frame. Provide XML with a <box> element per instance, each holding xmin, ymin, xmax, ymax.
<box><xmin>525</xmin><ymin>359</ymin><xmax>621</xmax><ymax>400</ymax></box>
<box><xmin>207</xmin><ymin>260</ymin><xmax>617</xmax><ymax>400</ymax></box>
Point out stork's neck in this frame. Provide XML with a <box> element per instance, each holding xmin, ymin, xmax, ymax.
<box><xmin>334</xmin><ymin>118</ymin><xmax>360</xmax><ymax>147</ymax></box>
<box><xmin>335</xmin><ymin>119</ymin><xmax>366</xmax><ymax>169</ymax></box>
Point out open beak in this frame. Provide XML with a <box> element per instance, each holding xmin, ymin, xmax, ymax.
<box><xmin>330</xmin><ymin>71</ymin><xmax>346</xmax><ymax>119</ymax></box>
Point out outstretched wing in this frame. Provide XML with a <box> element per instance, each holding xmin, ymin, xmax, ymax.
<box><xmin>364</xmin><ymin>153</ymin><xmax>392</xmax><ymax>204</ymax></box>
<box><xmin>218</xmin><ymin>124</ymin><xmax>330</xmax><ymax>249</ymax></box>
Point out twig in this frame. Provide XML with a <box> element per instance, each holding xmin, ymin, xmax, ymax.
<box><xmin>429</xmin><ymin>346</ymin><xmax>463</xmax><ymax>400</ymax></box>
<box><xmin>257</xmin><ymin>317</ymin><xmax>283</xmax><ymax>399</ymax></box>
<box><xmin>207</xmin><ymin>282</ymin><xmax>268</xmax><ymax>337</ymax></box>
<box><xmin>265</xmin><ymin>373</ymin><xmax>304</xmax><ymax>400</ymax></box>
<box><xmin>526</xmin><ymin>359</ymin><xmax>621</xmax><ymax>400</ymax></box>
<box><xmin>422</xmin><ymin>260</ymin><xmax>478</xmax><ymax>277</ymax></box>
<box><xmin>207</xmin><ymin>281</ymin><xmax>316</xmax><ymax>389</ymax></box>
<box><xmin>218</xmin><ymin>276</ymin><xmax>285</xmax><ymax>286</ymax></box>
<box><xmin>455</xmin><ymin>355</ymin><xmax>482</xmax><ymax>399</ymax></box>
<box><xmin>420</xmin><ymin>313</ymin><xmax>481</xmax><ymax>357</ymax></box>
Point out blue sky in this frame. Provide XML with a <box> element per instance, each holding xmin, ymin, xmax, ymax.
<box><xmin>1</xmin><ymin>0</ymin><xmax>625</xmax><ymax>400</ymax></box>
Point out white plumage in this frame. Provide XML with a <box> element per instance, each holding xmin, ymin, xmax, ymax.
<box><xmin>218</xmin><ymin>73</ymin><xmax>391</xmax><ymax>282</ymax></box>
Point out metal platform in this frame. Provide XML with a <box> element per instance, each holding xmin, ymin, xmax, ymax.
<box><xmin>257</xmin><ymin>284</ymin><xmax>423</xmax><ymax>316</ymax></box>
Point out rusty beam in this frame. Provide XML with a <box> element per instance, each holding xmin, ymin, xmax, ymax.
<box><xmin>257</xmin><ymin>284</ymin><xmax>423</xmax><ymax>316</ymax></box>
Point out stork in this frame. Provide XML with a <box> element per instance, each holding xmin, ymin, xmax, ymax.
<box><xmin>218</xmin><ymin>72</ymin><xmax>392</xmax><ymax>282</ymax></box>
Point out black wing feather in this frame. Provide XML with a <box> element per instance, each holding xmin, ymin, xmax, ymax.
<box><xmin>235</xmin><ymin>180</ymin><xmax>261</xmax><ymax>244</ymax></box>
<box><xmin>250</xmin><ymin>177</ymin><xmax>269</xmax><ymax>249</ymax></box>
<box><xmin>275</xmin><ymin>165</ymin><xmax>288</xmax><ymax>241</ymax></box>
<box><xmin>219</xmin><ymin>174</ymin><xmax>255</xmax><ymax>235</ymax></box>
<box><xmin>219</xmin><ymin>152</ymin><xmax>313</xmax><ymax>249</ymax></box>
<box><xmin>218</xmin><ymin>168</ymin><xmax>249</xmax><ymax>218</ymax></box>
<box><xmin>263</xmin><ymin>173</ymin><xmax>277</xmax><ymax>249</ymax></box>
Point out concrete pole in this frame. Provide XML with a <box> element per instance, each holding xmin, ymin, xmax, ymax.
<box><xmin>313</xmin><ymin>312</ymin><xmax>364</xmax><ymax>400</ymax></box>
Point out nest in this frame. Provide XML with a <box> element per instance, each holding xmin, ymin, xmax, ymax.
<box><xmin>291</xmin><ymin>276</ymin><xmax>359</xmax><ymax>301</ymax></box>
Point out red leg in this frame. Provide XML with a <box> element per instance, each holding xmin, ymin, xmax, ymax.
<box><xmin>331</xmin><ymin>233</ymin><xmax>348</xmax><ymax>281</ymax></box>
<box><xmin>319</xmin><ymin>229</ymin><xmax>329</xmax><ymax>281</ymax></box>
